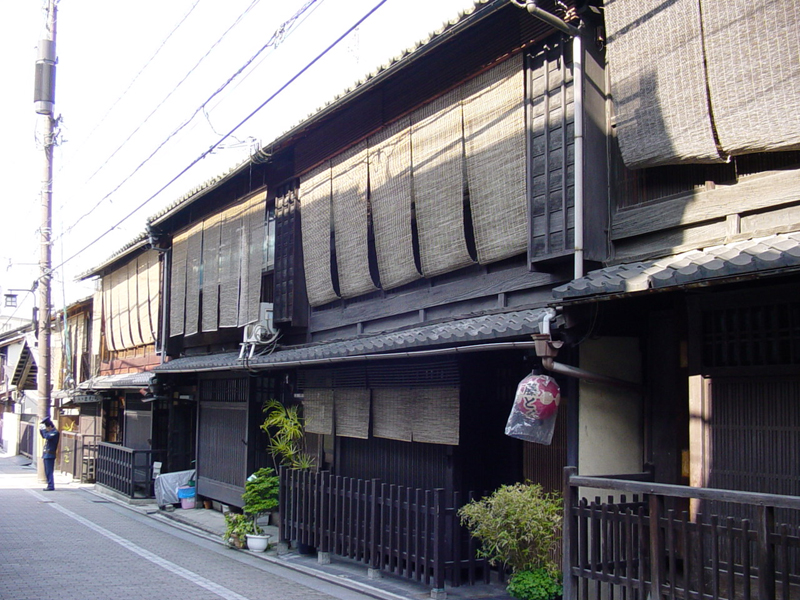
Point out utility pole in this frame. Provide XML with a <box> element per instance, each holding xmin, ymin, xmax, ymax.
<box><xmin>34</xmin><ymin>0</ymin><xmax>58</xmax><ymax>483</ymax></box>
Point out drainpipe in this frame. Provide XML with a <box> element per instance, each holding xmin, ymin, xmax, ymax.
<box><xmin>572</xmin><ymin>32</ymin><xmax>585</xmax><ymax>279</ymax></box>
<box><xmin>513</xmin><ymin>0</ymin><xmax>585</xmax><ymax>279</ymax></box>
<box><xmin>535</xmin><ymin>309</ymin><xmax>640</xmax><ymax>392</ymax></box>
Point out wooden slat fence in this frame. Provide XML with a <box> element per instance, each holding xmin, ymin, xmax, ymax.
<box><xmin>564</xmin><ymin>467</ymin><xmax>800</xmax><ymax>600</ymax></box>
<box><xmin>96</xmin><ymin>442</ymin><xmax>165</xmax><ymax>498</ymax></box>
<box><xmin>57</xmin><ymin>432</ymin><xmax>100</xmax><ymax>482</ymax></box>
<box><xmin>18</xmin><ymin>421</ymin><xmax>34</xmax><ymax>458</ymax></box>
<box><xmin>280</xmin><ymin>469</ymin><xmax>491</xmax><ymax>590</ymax></box>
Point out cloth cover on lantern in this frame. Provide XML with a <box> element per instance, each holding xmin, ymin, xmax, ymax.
<box><xmin>504</xmin><ymin>372</ymin><xmax>561</xmax><ymax>445</ymax></box>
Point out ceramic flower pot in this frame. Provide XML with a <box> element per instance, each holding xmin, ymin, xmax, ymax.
<box><xmin>245</xmin><ymin>533</ymin><xmax>271</xmax><ymax>552</ymax></box>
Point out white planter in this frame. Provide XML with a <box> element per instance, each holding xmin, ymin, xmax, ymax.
<box><xmin>245</xmin><ymin>533</ymin><xmax>271</xmax><ymax>552</ymax></box>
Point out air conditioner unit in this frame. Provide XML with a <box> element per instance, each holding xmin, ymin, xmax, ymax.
<box><xmin>243</xmin><ymin>303</ymin><xmax>276</xmax><ymax>344</ymax></box>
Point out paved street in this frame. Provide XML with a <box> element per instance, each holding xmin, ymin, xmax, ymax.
<box><xmin>0</xmin><ymin>455</ymin><xmax>385</xmax><ymax>600</ymax></box>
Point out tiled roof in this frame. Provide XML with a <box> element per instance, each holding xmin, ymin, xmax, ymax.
<box><xmin>554</xmin><ymin>231</ymin><xmax>800</xmax><ymax>300</ymax></box>
<box><xmin>78</xmin><ymin>371</ymin><xmax>155</xmax><ymax>390</ymax></box>
<box><xmin>146</xmin><ymin>0</ymin><xmax>501</xmax><ymax>227</ymax></box>
<box><xmin>155</xmin><ymin>308</ymin><xmax>546</xmax><ymax>373</ymax></box>
<box><xmin>77</xmin><ymin>231</ymin><xmax>150</xmax><ymax>280</ymax></box>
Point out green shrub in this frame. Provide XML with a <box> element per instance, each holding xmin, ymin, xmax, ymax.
<box><xmin>242</xmin><ymin>467</ymin><xmax>280</xmax><ymax>534</ymax></box>
<box><xmin>507</xmin><ymin>569</ymin><xmax>563</xmax><ymax>600</ymax></box>
<box><xmin>458</xmin><ymin>482</ymin><xmax>562</xmax><ymax>574</ymax></box>
<box><xmin>223</xmin><ymin>513</ymin><xmax>255</xmax><ymax>542</ymax></box>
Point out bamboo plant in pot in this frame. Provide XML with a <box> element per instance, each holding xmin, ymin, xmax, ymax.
<box><xmin>260</xmin><ymin>399</ymin><xmax>316</xmax><ymax>553</ymax></box>
<box><xmin>241</xmin><ymin>467</ymin><xmax>280</xmax><ymax>552</ymax></box>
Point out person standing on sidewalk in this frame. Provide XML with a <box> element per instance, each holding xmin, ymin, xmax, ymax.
<box><xmin>39</xmin><ymin>418</ymin><xmax>59</xmax><ymax>491</ymax></box>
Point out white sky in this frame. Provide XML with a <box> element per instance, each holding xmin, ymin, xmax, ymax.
<box><xmin>0</xmin><ymin>0</ymin><xmax>477</xmax><ymax>324</ymax></box>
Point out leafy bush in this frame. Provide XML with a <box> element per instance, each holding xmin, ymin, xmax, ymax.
<box><xmin>458</xmin><ymin>482</ymin><xmax>562</xmax><ymax>574</ymax></box>
<box><xmin>260</xmin><ymin>399</ymin><xmax>315</xmax><ymax>470</ymax></box>
<box><xmin>223</xmin><ymin>513</ymin><xmax>255</xmax><ymax>543</ymax></box>
<box><xmin>507</xmin><ymin>569</ymin><xmax>563</xmax><ymax>600</ymax></box>
<box><xmin>242</xmin><ymin>467</ymin><xmax>280</xmax><ymax>534</ymax></box>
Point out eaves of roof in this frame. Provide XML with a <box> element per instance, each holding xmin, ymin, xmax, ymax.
<box><xmin>155</xmin><ymin>308</ymin><xmax>546</xmax><ymax>374</ymax></box>
<box><xmin>146</xmin><ymin>0</ymin><xmax>508</xmax><ymax>229</ymax></box>
<box><xmin>78</xmin><ymin>371</ymin><xmax>154</xmax><ymax>390</ymax></box>
<box><xmin>553</xmin><ymin>231</ymin><xmax>800</xmax><ymax>302</ymax></box>
<box><xmin>77</xmin><ymin>232</ymin><xmax>150</xmax><ymax>281</ymax></box>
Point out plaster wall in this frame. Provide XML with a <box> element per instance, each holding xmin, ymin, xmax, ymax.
<box><xmin>578</xmin><ymin>337</ymin><xmax>643</xmax><ymax>477</ymax></box>
<box><xmin>1</xmin><ymin>411</ymin><xmax>20</xmax><ymax>454</ymax></box>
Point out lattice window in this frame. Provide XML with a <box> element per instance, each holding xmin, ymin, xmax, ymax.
<box><xmin>700</xmin><ymin>300</ymin><xmax>800</xmax><ymax>369</ymax></box>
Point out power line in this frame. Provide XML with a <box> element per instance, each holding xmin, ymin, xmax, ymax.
<box><xmin>52</xmin><ymin>0</ymin><xmax>391</xmax><ymax>276</ymax></box>
<box><xmin>56</xmin><ymin>0</ymin><xmax>203</xmax><ymax>183</ymax></box>
<box><xmin>55</xmin><ymin>0</ymin><xmax>263</xmax><ymax>232</ymax></box>
<box><xmin>54</xmin><ymin>0</ymin><xmax>322</xmax><ymax>246</ymax></box>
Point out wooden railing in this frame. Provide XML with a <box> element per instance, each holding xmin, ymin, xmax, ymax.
<box><xmin>563</xmin><ymin>467</ymin><xmax>800</xmax><ymax>600</ymax></box>
<box><xmin>96</xmin><ymin>442</ymin><xmax>165</xmax><ymax>498</ymax></box>
<box><xmin>57</xmin><ymin>432</ymin><xmax>100</xmax><ymax>482</ymax></box>
<box><xmin>18</xmin><ymin>421</ymin><xmax>34</xmax><ymax>458</ymax></box>
<box><xmin>280</xmin><ymin>469</ymin><xmax>491</xmax><ymax>591</ymax></box>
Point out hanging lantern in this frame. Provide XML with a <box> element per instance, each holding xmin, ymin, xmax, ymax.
<box><xmin>514</xmin><ymin>373</ymin><xmax>561</xmax><ymax>421</ymax></box>
<box><xmin>505</xmin><ymin>371</ymin><xmax>561</xmax><ymax>445</ymax></box>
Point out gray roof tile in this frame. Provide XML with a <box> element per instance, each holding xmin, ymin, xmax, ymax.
<box><xmin>554</xmin><ymin>231</ymin><xmax>800</xmax><ymax>300</ymax></box>
<box><xmin>155</xmin><ymin>308</ymin><xmax>545</xmax><ymax>373</ymax></box>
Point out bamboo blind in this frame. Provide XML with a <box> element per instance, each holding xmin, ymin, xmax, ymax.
<box><xmin>604</xmin><ymin>0</ymin><xmax>722</xmax><ymax>167</ymax></box>
<box><xmin>201</xmin><ymin>213</ymin><xmax>222</xmax><ymax>333</ymax></box>
<box><xmin>184</xmin><ymin>222</ymin><xmax>204</xmax><ymax>336</ymax></box>
<box><xmin>303</xmin><ymin>388</ymin><xmax>334</xmax><ymax>435</ymax></box>
<box><xmin>332</xmin><ymin>142</ymin><xmax>378</xmax><ymax>298</ymax></box>
<box><xmin>113</xmin><ymin>267</ymin><xmax>132</xmax><ymax>350</ymax></box>
<box><xmin>219</xmin><ymin>204</ymin><xmax>246</xmax><ymax>328</ymax></box>
<box><xmin>102</xmin><ymin>277</ymin><xmax>116</xmax><ymax>352</ymax></box>
<box><xmin>368</xmin><ymin>118</ymin><xmax>420</xmax><ymax>290</ymax></box>
<box><xmin>463</xmin><ymin>53</ymin><xmax>527</xmax><ymax>264</ymax></box>
<box><xmin>372</xmin><ymin>387</ymin><xmax>459</xmax><ymax>445</ymax></box>
<box><xmin>126</xmin><ymin>260</ymin><xmax>142</xmax><ymax>347</ymax></box>
<box><xmin>334</xmin><ymin>388</ymin><xmax>371</xmax><ymax>439</ymax></box>
<box><xmin>411</xmin><ymin>87</ymin><xmax>475</xmax><ymax>277</ymax></box>
<box><xmin>702</xmin><ymin>0</ymin><xmax>800</xmax><ymax>155</ymax></box>
<box><xmin>136</xmin><ymin>252</ymin><xmax>154</xmax><ymax>345</ymax></box>
<box><xmin>169</xmin><ymin>230</ymin><xmax>189</xmax><ymax>337</ymax></box>
<box><xmin>244</xmin><ymin>192</ymin><xmax>267</xmax><ymax>325</ymax></box>
<box><xmin>147</xmin><ymin>251</ymin><xmax>160</xmax><ymax>342</ymax></box>
<box><xmin>300</xmin><ymin>161</ymin><xmax>340</xmax><ymax>307</ymax></box>
<box><xmin>372</xmin><ymin>388</ymin><xmax>413</xmax><ymax>442</ymax></box>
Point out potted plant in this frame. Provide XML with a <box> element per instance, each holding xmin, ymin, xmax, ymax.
<box><xmin>260</xmin><ymin>399</ymin><xmax>315</xmax><ymax>553</ymax></box>
<box><xmin>260</xmin><ymin>399</ymin><xmax>316</xmax><ymax>471</ymax></box>
<box><xmin>241</xmin><ymin>467</ymin><xmax>279</xmax><ymax>552</ymax></box>
<box><xmin>223</xmin><ymin>513</ymin><xmax>255</xmax><ymax>549</ymax></box>
<box><xmin>459</xmin><ymin>482</ymin><xmax>563</xmax><ymax>600</ymax></box>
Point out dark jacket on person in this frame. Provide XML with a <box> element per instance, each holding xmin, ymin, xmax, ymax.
<box><xmin>40</xmin><ymin>427</ymin><xmax>60</xmax><ymax>458</ymax></box>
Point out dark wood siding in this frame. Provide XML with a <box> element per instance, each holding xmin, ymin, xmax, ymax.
<box><xmin>273</xmin><ymin>185</ymin><xmax>307</xmax><ymax>326</ymax></box>
<box><xmin>706</xmin><ymin>377</ymin><xmax>800</xmax><ymax>525</ymax></box>
<box><xmin>337</xmin><ymin>435</ymin><xmax>450</xmax><ymax>492</ymax></box>
<box><xmin>522</xmin><ymin>408</ymin><xmax>567</xmax><ymax>494</ymax></box>
<box><xmin>196</xmin><ymin>377</ymin><xmax>250</xmax><ymax>507</ymax></box>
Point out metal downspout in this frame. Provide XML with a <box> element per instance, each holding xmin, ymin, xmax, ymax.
<box><xmin>572</xmin><ymin>31</ymin><xmax>585</xmax><ymax>279</ymax></box>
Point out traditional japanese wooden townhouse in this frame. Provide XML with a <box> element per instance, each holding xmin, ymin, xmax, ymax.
<box><xmin>543</xmin><ymin>1</ymin><xmax>800</xmax><ymax>599</ymax></box>
<box><xmin>50</xmin><ymin>296</ymin><xmax>97</xmax><ymax>480</ymax></box>
<box><xmin>78</xmin><ymin>234</ymin><xmax>195</xmax><ymax>496</ymax></box>
<box><xmin>0</xmin><ymin>320</ymin><xmax>38</xmax><ymax>455</ymax></box>
<box><xmin>150</xmin><ymin>0</ymin><xmax>612</xmax><ymax>590</ymax></box>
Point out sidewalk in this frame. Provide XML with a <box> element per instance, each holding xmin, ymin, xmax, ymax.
<box><xmin>133</xmin><ymin>496</ymin><xmax>514</xmax><ymax>600</ymax></box>
<box><xmin>0</xmin><ymin>449</ymin><xmax>511</xmax><ymax>600</ymax></box>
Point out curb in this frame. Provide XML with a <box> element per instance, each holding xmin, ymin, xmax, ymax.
<box><xmin>84</xmin><ymin>487</ymin><xmax>415</xmax><ymax>600</ymax></box>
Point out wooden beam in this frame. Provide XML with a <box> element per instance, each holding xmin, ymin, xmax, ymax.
<box><xmin>612</xmin><ymin>169</ymin><xmax>800</xmax><ymax>241</ymax></box>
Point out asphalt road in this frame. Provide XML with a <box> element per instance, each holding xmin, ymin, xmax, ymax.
<box><xmin>0</xmin><ymin>476</ymin><xmax>381</xmax><ymax>600</ymax></box>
